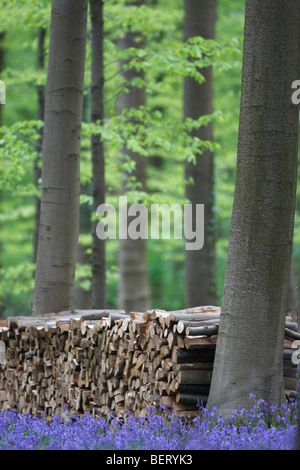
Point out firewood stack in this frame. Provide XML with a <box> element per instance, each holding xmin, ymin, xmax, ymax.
<box><xmin>0</xmin><ymin>307</ymin><xmax>298</xmax><ymax>421</ymax></box>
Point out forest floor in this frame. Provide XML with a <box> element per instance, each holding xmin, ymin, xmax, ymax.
<box><xmin>0</xmin><ymin>397</ymin><xmax>298</xmax><ymax>450</ymax></box>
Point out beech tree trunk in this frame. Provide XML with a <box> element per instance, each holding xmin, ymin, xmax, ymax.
<box><xmin>0</xmin><ymin>32</ymin><xmax>5</xmax><ymax>317</ymax></box>
<box><xmin>207</xmin><ymin>0</ymin><xmax>300</xmax><ymax>417</ymax></box>
<box><xmin>184</xmin><ymin>0</ymin><xmax>217</xmax><ymax>308</ymax></box>
<box><xmin>32</xmin><ymin>0</ymin><xmax>88</xmax><ymax>315</ymax></box>
<box><xmin>33</xmin><ymin>27</ymin><xmax>46</xmax><ymax>265</ymax></box>
<box><xmin>117</xmin><ymin>0</ymin><xmax>150</xmax><ymax>313</ymax></box>
<box><xmin>286</xmin><ymin>251</ymin><xmax>297</xmax><ymax>322</ymax></box>
<box><xmin>90</xmin><ymin>0</ymin><xmax>106</xmax><ymax>308</ymax></box>
<box><xmin>74</xmin><ymin>93</ymin><xmax>92</xmax><ymax>309</ymax></box>
<box><xmin>0</xmin><ymin>32</ymin><xmax>4</xmax><ymax>125</ymax></box>
<box><xmin>74</xmin><ymin>192</ymin><xmax>92</xmax><ymax>309</ymax></box>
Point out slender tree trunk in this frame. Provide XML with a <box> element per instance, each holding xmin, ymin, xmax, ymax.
<box><xmin>32</xmin><ymin>0</ymin><xmax>88</xmax><ymax>315</ymax></box>
<box><xmin>0</xmin><ymin>32</ymin><xmax>4</xmax><ymax>124</ymax></box>
<box><xmin>184</xmin><ymin>0</ymin><xmax>217</xmax><ymax>308</ymax></box>
<box><xmin>117</xmin><ymin>0</ymin><xmax>150</xmax><ymax>313</ymax></box>
<box><xmin>286</xmin><ymin>250</ymin><xmax>297</xmax><ymax>322</ymax></box>
<box><xmin>74</xmin><ymin>94</ymin><xmax>92</xmax><ymax>309</ymax></box>
<box><xmin>0</xmin><ymin>32</ymin><xmax>5</xmax><ymax>318</ymax></box>
<box><xmin>74</xmin><ymin>196</ymin><xmax>92</xmax><ymax>309</ymax></box>
<box><xmin>33</xmin><ymin>27</ymin><xmax>46</xmax><ymax>265</ymax></box>
<box><xmin>207</xmin><ymin>0</ymin><xmax>300</xmax><ymax>417</ymax></box>
<box><xmin>90</xmin><ymin>0</ymin><xmax>106</xmax><ymax>308</ymax></box>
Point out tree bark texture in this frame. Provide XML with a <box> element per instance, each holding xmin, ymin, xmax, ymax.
<box><xmin>90</xmin><ymin>0</ymin><xmax>106</xmax><ymax>309</ymax></box>
<box><xmin>74</xmin><ymin>196</ymin><xmax>92</xmax><ymax>309</ymax></box>
<box><xmin>0</xmin><ymin>32</ymin><xmax>5</xmax><ymax>317</ymax></box>
<box><xmin>286</xmin><ymin>251</ymin><xmax>298</xmax><ymax>322</ymax></box>
<box><xmin>117</xmin><ymin>0</ymin><xmax>150</xmax><ymax>313</ymax></box>
<box><xmin>33</xmin><ymin>0</ymin><xmax>88</xmax><ymax>315</ymax></box>
<box><xmin>184</xmin><ymin>0</ymin><xmax>217</xmax><ymax>308</ymax></box>
<box><xmin>33</xmin><ymin>27</ymin><xmax>46</xmax><ymax>265</ymax></box>
<box><xmin>207</xmin><ymin>0</ymin><xmax>300</xmax><ymax>417</ymax></box>
<box><xmin>74</xmin><ymin>93</ymin><xmax>92</xmax><ymax>309</ymax></box>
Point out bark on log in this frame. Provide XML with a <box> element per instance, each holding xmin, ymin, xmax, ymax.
<box><xmin>185</xmin><ymin>325</ymin><xmax>219</xmax><ymax>337</ymax></box>
<box><xmin>284</xmin><ymin>328</ymin><xmax>300</xmax><ymax>341</ymax></box>
<box><xmin>172</xmin><ymin>347</ymin><xmax>215</xmax><ymax>364</ymax></box>
<box><xmin>175</xmin><ymin>393</ymin><xmax>208</xmax><ymax>406</ymax></box>
<box><xmin>184</xmin><ymin>335</ymin><xmax>217</xmax><ymax>350</ymax></box>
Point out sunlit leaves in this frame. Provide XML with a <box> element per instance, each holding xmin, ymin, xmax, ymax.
<box><xmin>0</xmin><ymin>120</ymin><xmax>42</xmax><ymax>191</ymax></box>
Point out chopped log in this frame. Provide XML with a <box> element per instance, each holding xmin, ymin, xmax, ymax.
<box><xmin>283</xmin><ymin>349</ymin><xmax>294</xmax><ymax>361</ymax></box>
<box><xmin>284</xmin><ymin>338</ymin><xmax>295</xmax><ymax>349</ymax></box>
<box><xmin>175</xmin><ymin>393</ymin><xmax>208</xmax><ymax>406</ymax></box>
<box><xmin>185</xmin><ymin>325</ymin><xmax>219</xmax><ymax>337</ymax></box>
<box><xmin>47</xmin><ymin>309</ymin><xmax>126</xmax><ymax>319</ymax></box>
<box><xmin>284</xmin><ymin>328</ymin><xmax>300</xmax><ymax>341</ymax></box>
<box><xmin>168</xmin><ymin>306</ymin><xmax>221</xmax><ymax>315</ymax></box>
<box><xmin>108</xmin><ymin>313</ymin><xmax>130</xmax><ymax>328</ymax></box>
<box><xmin>283</xmin><ymin>364</ymin><xmax>298</xmax><ymax>378</ymax></box>
<box><xmin>285</xmin><ymin>390</ymin><xmax>297</xmax><ymax>400</ymax></box>
<box><xmin>285</xmin><ymin>321</ymin><xmax>298</xmax><ymax>332</ymax></box>
<box><xmin>184</xmin><ymin>335</ymin><xmax>217</xmax><ymax>350</ymax></box>
<box><xmin>175</xmin><ymin>318</ymin><xmax>220</xmax><ymax>334</ymax></box>
<box><xmin>172</xmin><ymin>347</ymin><xmax>215</xmax><ymax>364</ymax></box>
<box><xmin>165</xmin><ymin>312</ymin><xmax>220</xmax><ymax>328</ymax></box>
<box><xmin>175</xmin><ymin>369</ymin><xmax>212</xmax><ymax>385</ymax></box>
<box><xmin>160</xmin><ymin>395</ymin><xmax>176</xmax><ymax>408</ymax></box>
<box><xmin>175</xmin><ymin>383</ymin><xmax>210</xmax><ymax>395</ymax></box>
<box><xmin>172</xmin><ymin>402</ymin><xmax>198</xmax><ymax>412</ymax></box>
<box><xmin>173</xmin><ymin>362</ymin><xmax>214</xmax><ymax>373</ymax></box>
<box><xmin>6</xmin><ymin>317</ymin><xmax>19</xmax><ymax>331</ymax></box>
<box><xmin>176</xmin><ymin>335</ymin><xmax>185</xmax><ymax>348</ymax></box>
<box><xmin>284</xmin><ymin>376</ymin><xmax>298</xmax><ymax>390</ymax></box>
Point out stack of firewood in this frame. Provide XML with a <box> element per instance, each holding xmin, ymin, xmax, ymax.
<box><xmin>0</xmin><ymin>307</ymin><xmax>298</xmax><ymax>421</ymax></box>
<box><xmin>283</xmin><ymin>316</ymin><xmax>299</xmax><ymax>400</ymax></box>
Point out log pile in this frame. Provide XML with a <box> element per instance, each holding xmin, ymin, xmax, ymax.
<box><xmin>283</xmin><ymin>317</ymin><xmax>300</xmax><ymax>400</ymax></box>
<box><xmin>0</xmin><ymin>307</ymin><xmax>298</xmax><ymax>421</ymax></box>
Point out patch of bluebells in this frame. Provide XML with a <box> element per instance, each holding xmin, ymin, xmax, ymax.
<box><xmin>0</xmin><ymin>395</ymin><xmax>298</xmax><ymax>450</ymax></box>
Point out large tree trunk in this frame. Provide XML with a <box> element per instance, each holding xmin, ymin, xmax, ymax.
<box><xmin>184</xmin><ymin>0</ymin><xmax>217</xmax><ymax>308</ymax></box>
<box><xmin>32</xmin><ymin>0</ymin><xmax>88</xmax><ymax>316</ymax></box>
<box><xmin>90</xmin><ymin>0</ymin><xmax>106</xmax><ymax>309</ymax></box>
<box><xmin>117</xmin><ymin>0</ymin><xmax>150</xmax><ymax>313</ymax></box>
<box><xmin>207</xmin><ymin>0</ymin><xmax>300</xmax><ymax>417</ymax></box>
<box><xmin>33</xmin><ymin>27</ymin><xmax>46</xmax><ymax>265</ymax></box>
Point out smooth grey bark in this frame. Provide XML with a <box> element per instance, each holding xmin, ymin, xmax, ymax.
<box><xmin>286</xmin><ymin>251</ymin><xmax>297</xmax><ymax>322</ymax></box>
<box><xmin>74</xmin><ymin>93</ymin><xmax>92</xmax><ymax>309</ymax></box>
<box><xmin>0</xmin><ymin>32</ymin><xmax>4</xmax><ymax>125</ymax></box>
<box><xmin>32</xmin><ymin>0</ymin><xmax>88</xmax><ymax>315</ymax></box>
<box><xmin>117</xmin><ymin>0</ymin><xmax>150</xmax><ymax>313</ymax></box>
<box><xmin>184</xmin><ymin>0</ymin><xmax>217</xmax><ymax>308</ymax></box>
<box><xmin>74</xmin><ymin>197</ymin><xmax>92</xmax><ymax>309</ymax></box>
<box><xmin>33</xmin><ymin>27</ymin><xmax>46</xmax><ymax>265</ymax></box>
<box><xmin>0</xmin><ymin>32</ymin><xmax>5</xmax><ymax>318</ymax></box>
<box><xmin>90</xmin><ymin>0</ymin><xmax>106</xmax><ymax>308</ymax></box>
<box><xmin>207</xmin><ymin>0</ymin><xmax>300</xmax><ymax>417</ymax></box>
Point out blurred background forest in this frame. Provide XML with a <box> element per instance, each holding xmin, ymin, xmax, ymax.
<box><xmin>0</xmin><ymin>0</ymin><xmax>299</xmax><ymax>318</ymax></box>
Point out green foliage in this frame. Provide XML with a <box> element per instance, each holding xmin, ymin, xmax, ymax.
<box><xmin>0</xmin><ymin>0</ymin><xmax>246</xmax><ymax>315</ymax></box>
<box><xmin>0</xmin><ymin>120</ymin><xmax>42</xmax><ymax>190</ymax></box>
